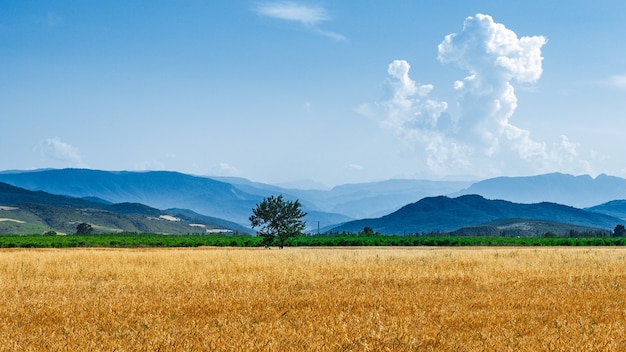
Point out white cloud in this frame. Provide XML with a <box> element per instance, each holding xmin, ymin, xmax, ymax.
<box><xmin>437</xmin><ymin>13</ymin><xmax>556</xmax><ymax>171</ymax></box>
<box><xmin>34</xmin><ymin>138</ymin><xmax>86</xmax><ymax>167</ymax></box>
<box><xmin>378</xmin><ymin>60</ymin><xmax>448</xmax><ymax>136</ymax></box>
<box><xmin>254</xmin><ymin>2</ymin><xmax>346</xmax><ymax>41</ymax></box>
<box><xmin>361</xmin><ymin>60</ymin><xmax>457</xmax><ymax>175</ymax></box>
<box><xmin>360</xmin><ymin>14</ymin><xmax>593</xmax><ymax>178</ymax></box>
<box><xmin>545</xmin><ymin>135</ymin><xmax>595</xmax><ymax>175</ymax></box>
<box><xmin>606</xmin><ymin>74</ymin><xmax>626</xmax><ymax>90</ymax></box>
<box><xmin>438</xmin><ymin>14</ymin><xmax>546</xmax><ymax>83</ymax></box>
<box><xmin>312</xmin><ymin>28</ymin><xmax>346</xmax><ymax>42</ymax></box>
<box><xmin>255</xmin><ymin>2</ymin><xmax>328</xmax><ymax>24</ymax></box>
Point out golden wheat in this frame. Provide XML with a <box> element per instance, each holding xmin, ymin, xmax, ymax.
<box><xmin>1</xmin><ymin>247</ymin><xmax>625</xmax><ymax>351</ymax></box>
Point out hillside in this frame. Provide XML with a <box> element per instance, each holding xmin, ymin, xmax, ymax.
<box><xmin>0</xmin><ymin>169</ymin><xmax>353</xmax><ymax>229</ymax></box>
<box><xmin>585</xmin><ymin>200</ymin><xmax>626</xmax><ymax>221</ymax></box>
<box><xmin>0</xmin><ymin>169</ymin><xmax>261</xmax><ymax>225</ymax></box>
<box><xmin>451</xmin><ymin>219</ymin><xmax>610</xmax><ymax>237</ymax></box>
<box><xmin>0</xmin><ymin>182</ymin><xmax>246</xmax><ymax>235</ymax></box>
<box><xmin>330</xmin><ymin>195</ymin><xmax>621</xmax><ymax>235</ymax></box>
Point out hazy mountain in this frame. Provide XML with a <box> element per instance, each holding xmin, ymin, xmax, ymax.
<box><xmin>0</xmin><ymin>169</ymin><xmax>354</xmax><ymax>229</ymax></box>
<box><xmin>216</xmin><ymin>176</ymin><xmax>472</xmax><ymax>219</ymax></box>
<box><xmin>330</xmin><ymin>194</ymin><xmax>621</xmax><ymax>235</ymax></box>
<box><xmin>307</xmin><ymin>179</ymin><xmax>473</xmax><ymax>218</ymax></box>
<box><xmin>585</xmin><ymin>200</ymin><xmax>626</xmax><ymax>221</ymax></box>
<box><xmin>274</xmin><ymin>179</ymin><xmax>331</xmax><ymax>190</ymax></box>
<box><xmin>0</xmin><ymin>169</ymin><xmax>263</xmax><ymax>225</ymax></box>
<box><xmin>210</xmin><ymin>176</ymin><xmax>322</xmax><ymax>211</ymax></box>
<box><xmin>0</xmin><ymin>182</ymin><xmax>246</xmax><ymax>235</ymax></box>
<box><xmin>452</xmin><ymin>173</ymin><xmax>626</xmax><ymax>208</ymax></box>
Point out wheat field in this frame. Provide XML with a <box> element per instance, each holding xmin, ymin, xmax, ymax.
<box><xmin>1</xmin><ymin>247</ymin><xmax>625</xmax><ymax>351</ymax></box>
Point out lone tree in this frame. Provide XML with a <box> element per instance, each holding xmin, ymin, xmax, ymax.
<box><xmin>249</xmin><ymin>195</ymin><xmax>307</xmax><ymax>249</ymax></box>
<box><xmin>76</xmin><ymin>222</ymin><xmax>94</xmax><ymax>235</ymax></box>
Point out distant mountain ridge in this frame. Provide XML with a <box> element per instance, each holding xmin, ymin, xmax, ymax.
<box><xmin>453</xmin><ymin>173</ymin><xmax>626</xmax><ymax>208</ymax></box>
<box><xmin>216</xmin><ymin>176</ymin><xmax>471</xmax><ymax>219</ymax></box>
<box><xmin>330</xmin><ymin>194</ymin><xmax>621</xmax><ymax>235</ymax></box>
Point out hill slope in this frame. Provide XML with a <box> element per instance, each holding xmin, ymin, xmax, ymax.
<box><xmin>451</xmin><ymin>219</ymin><xmax>610</xmax><ymax>237</ymax></box>
<box><xmin>0</xmin><ymin>169</ymin><xmax>262</xmax><ymax>225</ymax></box>
<box><xmin>585</xmin><ymin>200</ymin><xmax>626</xmax><ymax>221</ymax></box>
<box><xmin>0</xmin><ymin>182</ymin><xmax>246</xmax><ymax>235</ymax></box>
<box><xmin>330</xmin><ymin>194</ymin><xmax>621</xmax><ymax>235</ymax></box>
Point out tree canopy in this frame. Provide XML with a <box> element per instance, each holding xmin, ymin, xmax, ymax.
<box><xmin>614</xmin><ymin>224</ymin><xmax>625</xmax><ymax>237</ymax></box>
<box><xmin>76</xmin><ymin>222</ymin><xmax>94</xmax><ymax>235</ymax></box>
<box><xmin>249</xmin><ymin>195</ymin><xmax>307</xmax><ymax>249</ymax></box>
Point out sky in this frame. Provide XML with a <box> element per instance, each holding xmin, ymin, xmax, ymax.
<box><xmin>2</xmin><ymin>1</ymin><xmax>626</xmax><ymax>188</ymax></box>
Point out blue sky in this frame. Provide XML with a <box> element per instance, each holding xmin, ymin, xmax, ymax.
<box><xmin>2</xmin><ymin>1</ymin><xmax>626</xmax><ymax>187</ymax></box>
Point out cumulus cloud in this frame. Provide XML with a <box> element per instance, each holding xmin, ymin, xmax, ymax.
<box><xmin>254</xmin><ymin>2</ymin><xmax>346</xmax><ymax>41</ymax></box>
<box><xmin>438</xmin><ymin>14</ymin><xmax>546</xmax><ymax>83</ymax></box>
<box><xmin>379</xmin><ymin>60</ymin><xmax>449</xmax><ymax>135</ymax></box>
<box><xmin>361</xmin><ymin>14</ymin><xmax>593</xmax><ymax>177</ymax></box>
<box><xmin>360</xmin><ymin>60</ymin><xmax>461</xmax><ymax>175</ymax></box>
<box><xmin>34</xmin><ymin>138</ymin><xmax>86</xmax><ymax>167</ymax></box>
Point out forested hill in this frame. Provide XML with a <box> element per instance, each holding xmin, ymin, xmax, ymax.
<box><xmin>0</xmin><ymin>182</ymin><xmax>249</xmax><ymax>235</ymax></box>
<box><xmin>331</xmin><ymin>194</ymin><xmax>621</xmax><ymax>235</ymax></box>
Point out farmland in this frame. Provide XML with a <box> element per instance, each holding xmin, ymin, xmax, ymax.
<box><xmin>1</xmin><ymin>247</ymin><xmax>626</xmax><ymax>351</ymax></box>
<box><xmin>2</xmin><ymin>233</ymin><xmax>626</xmax><ymax>248</ymax></box>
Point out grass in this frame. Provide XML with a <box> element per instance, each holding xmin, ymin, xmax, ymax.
<box><xmin>1</xmin><ymin>247</ymin><xmax>625</xmax><ymax>350</ymax></box>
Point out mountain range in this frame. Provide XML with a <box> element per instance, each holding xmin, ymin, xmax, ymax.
<box><xmin>330</xmin><ymin>194</ymin><xmax>621</xmax><ymax>235</ymax></box>
<box><xmin>1</xmin><ymin>168</ymin><xmax>626</xmax><ymax>236</ymax></box>
<box><xmin>452</xmin><ymin>173</ymin><xmax>626</xmax><ymax>208</ymax></box>
<box><xmin>0</xmin><ymin>169</ymin><xmax>469</xmax><ymax>231</ymax></box>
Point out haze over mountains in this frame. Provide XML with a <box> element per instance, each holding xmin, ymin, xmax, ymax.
<box><xmin>1</xmin><ymin>168</ymin><xmax>626</xmax><ymax>235</ymax></box>
<box><xmin>0</xmin><ymin>169</ymin><xmax>470</xmax><ymax>231</ymax></box>
<box><xmin>452</xmin><ymin>173</ymin><xmax>626</xmax><ymax>208</ymax></box>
